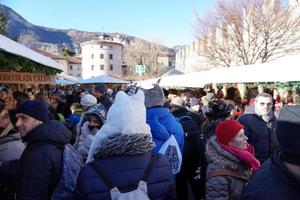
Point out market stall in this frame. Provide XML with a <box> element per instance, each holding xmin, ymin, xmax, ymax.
<box><xmin>0</xmin><ymin>34</ymin><xmax>63</xmax><ymax>91</ymax></box>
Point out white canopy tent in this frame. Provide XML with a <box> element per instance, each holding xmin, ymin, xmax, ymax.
<box><xmin>55</xmin><ymin>74</ymin><xmax>80</xmax><ymax>85</ymax></box>
<box><xmin>0</xmin><ymin>34</ymin><xmax>63</xmax><ymax>71</ymax></box>
<box><xmin>137</xmin><ymin>54</ymin><xmax>300</xmax><ymax>88</ymax></box>
<box><xmin>79</xmin><ymin>75</ymin><xmax>129</xmax><ymax>84</ymax></box>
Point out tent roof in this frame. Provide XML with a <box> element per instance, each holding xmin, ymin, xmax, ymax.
<box><xmin>137</xmin><ymin>54</ymin><xmax>300</xmax><ymax>88</ymax></box>
<box><xmin>0</xmin><ymin>34</ymin><xmax>63</xmax><ymax>71</ymax></box>
<box><xmin>161</xmin><ymin>69</ymin><xmax>184</xmax><ymax>77</ymax></box>
<box><xmin>79</xmin><ymin>75</ymin><xmax>129</xmax><ymax>84</ymax></box>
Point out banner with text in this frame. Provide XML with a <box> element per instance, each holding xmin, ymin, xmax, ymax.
<box><xmin>0</xmin><ymin>72</ymin><xmax>55</xmax><ymax>84</ymax></box>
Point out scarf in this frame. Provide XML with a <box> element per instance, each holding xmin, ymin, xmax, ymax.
<box><xmin>218</xmin><ymin>141</ymin><xmax>260</xmax><ymax>172</ymax></box>
<box><xmin>94</xmin><ymin>133</ymin><xmax>155</xmax><ymax>159</ymax></box>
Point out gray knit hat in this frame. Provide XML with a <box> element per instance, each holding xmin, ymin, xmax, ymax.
<box><xmin>144</xmin><ymin>84</ymin><xmax>165</xmax><ymax>108</ymax></box>
<box><xmin>276</xmin><ymin>105</ymin><xmax>300</xmax><ymax>165</ymax></box>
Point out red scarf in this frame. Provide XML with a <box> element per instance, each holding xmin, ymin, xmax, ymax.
<box><xmin>218</xmin><ymin>142</ymin><xmax>260</xmax><ymax>172</ymax></box>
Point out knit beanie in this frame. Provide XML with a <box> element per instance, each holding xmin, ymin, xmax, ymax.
<box><xmin>276</xmin><ymin>105</ymin><xmax>300</xmax><ymax>165</ymax></box>
<box><xmin>144</xmin><ymin>84</ymin><xmax>165</xmax><ymax>108</ymax></box>
<box><xmin>80</xmin><ymin>94</ymin><xmax>97</xmax><ymax>107</ymax></box>
<box><xmin>216</xmin><ymin>120</ymin><xmax>244</xmax><ymax>145</ymax></box>
<box><xmin>16</xmin><ymin>100</ymin><xmax>49</xmax><ymax>122</ymax></box>
<box><xmin>94</xmin><ymin>83</ymin><xmax>107</xmax><ymax>94</ymax></box>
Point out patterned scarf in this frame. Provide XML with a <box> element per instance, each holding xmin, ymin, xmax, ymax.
<box><xmin>94</xmin><ymin>133</ymin><xmax>155</xmax><ymax>159</ymax></box>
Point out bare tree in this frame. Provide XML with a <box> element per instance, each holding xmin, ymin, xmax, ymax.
<box><xmin>195</xmin><ymin>0</ymin><xmax>300</xmax><ymax>67</ymax></box>
<box><xmin>123</xmin><ymin>39</ymin><xmax>165</xmax><ymax>77</ymax></box>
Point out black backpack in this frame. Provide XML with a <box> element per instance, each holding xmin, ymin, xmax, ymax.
<box><xmin>175</xmin><ymin>115</ymin><xmax>200</xmax><ymax>160</ymax></box>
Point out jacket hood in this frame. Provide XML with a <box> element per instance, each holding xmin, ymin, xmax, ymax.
<box><xmin>206</xmin><ymin>136</ymin><xmax>251</xmax><ymax>176</ymax></box>
<box><xmin>0</xmin><ymin>132</ymin><xmax>22</xmax><ymax>145</ymax></box>
<box><xmin>23</xmin><ymin>120</ymin><xmax>71</xmax><ymax>145</ymax></box>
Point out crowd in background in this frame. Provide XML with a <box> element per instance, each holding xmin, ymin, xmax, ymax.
<box><xmin>0</xmin><ymin>83</ymin><xmax>300</xmax><ymax>200</ymax></box>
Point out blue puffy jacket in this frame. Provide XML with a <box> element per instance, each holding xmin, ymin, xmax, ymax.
<box><xmin>73</xmin><ymin>152</ymin><xmax>174</xmax><ymax>200</ymax></box>
<box><xmin>238</xmin><ymin>114</ymin><xmax>278</xmax><ymax>163</ymax></box>
<box><xmin>146</xmin><ymin>107</ymin><xmax>184</xmax><ymax>153</ymax></box>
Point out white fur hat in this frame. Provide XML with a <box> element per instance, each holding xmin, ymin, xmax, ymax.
<box><xmin>80</xmin><ymin>94</ymin><xmax>97</xmax><ymax>107</ymax></box>
<box><xmin>86</xmin><ymin>90</ymin><xmax>151</xmax><ymax>162</ymax></box>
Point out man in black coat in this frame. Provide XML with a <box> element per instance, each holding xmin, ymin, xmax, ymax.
<box><xmin>93</xmin><ymin>84</ymin><xmax>112</xmax><ymax>111</ymax></box>
<box><xmin>170</xmin><ymin>97</ymin><xmax>204</xmax><ymax>200</ymax></box>
<box><xmin>238</xmin><ymin>93</ymin><xmax>278</xmax><ymax>163</ymax></box>
<box><xmin>242</xmin><ymin>105</ymin><xmax>300</xmax><ymax>200</ymax></box>
<box><xmin>15</xmin><ymin>100</ymin><xmax>72</xmax><ymax>200</ymax></box>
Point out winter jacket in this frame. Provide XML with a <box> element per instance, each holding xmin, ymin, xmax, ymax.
<box><xmin>146</xmin><ymin>107</ymin><xmax>184</xmax><ymax>153</ymax></box>
<box><xmin>205</xmin><ymin>136</ymin><xmax>252</xmax><ymax>200</ymax></box>
<box><xmin>0</xmin><ymin>130</ymin><xmax>25</xmax><ymax>161</ymax></box>
<box><xmin>242</xmin><ymin>149</ymin><xmax>300</xmax><ymax>200</ymax></box>
<box><xmin>172</xmin><ymin>107</ymin><xmax>205</xmax><ymax>200</ymax></box>
<box><xmin>238</xmin><ymin>114</ymin><xmax>278</xmax><ymax>163</ymax></box>
<box><xmin>76</xmin><ymin>122</ymin><xmax>97</xmax><ymax>160</ymax></box>
<box><xmin>73</xmin><ymin>152</ymin><xmax>173</xmax><ymax>200</ymax></box>
<box><xmin>16</xmin><ymin>120</ymin><xmax>72</xmax><ymax>200</ymax></box>
<box><xmin>97</xmin><ymin>95</ymin><xmax>112</xmax><ymax>112</ymax></box>
<box><xmin>75</xmin><ymin>104</ymin><xmax>106</xmax><ymax>147</ymax></box>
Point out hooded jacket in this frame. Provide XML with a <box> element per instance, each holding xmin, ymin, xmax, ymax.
<box><xmin>146</xmin><ymin>107</ymin><xmax>184</xmax><ymax>153</ymax></box>
<box><xmin>0</xmin><ymin>129</ymin><xmax>25</xmax><ymax>161</ymax></box>
<box><xmin>16</xmin><ymin>120</ymin><xmax>71</xmax><ymax>200</ymax></box>
<box><xmin>205</xmin><ymin>136</ymin><xmax>252</xmax><ymax>200</ymax></box>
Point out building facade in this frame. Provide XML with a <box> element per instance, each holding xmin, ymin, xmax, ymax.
<box><xmin>35</xmin><ymin>49</ymin><xmax>82</xmax><ymax>77</ymax></box>
<box><xmin>80</xmin><ymin>35</ymin><xmax>124</xmax><ymax>79</ymax></box>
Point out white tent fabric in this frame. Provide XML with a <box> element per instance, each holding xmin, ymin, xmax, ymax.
<box><xmin>137</xmin><ymin>54</ymin><xmax>300</xmax><ymax>88</ymax></box>
<box><xmin>79</xmin><ymin>75</ymin><xmax>129</xmax><ymax>84</ymax></box>
<box><xmin>55</xmin><ymin>79</ymin><xmax>77</xmax><ymax>85</ymax></box>
<box><xmin>55</xmin><ymin>74</ymin><xmax>80</xmax><ymax>85</ymax></box>
<box><xmin>0</xmin><ymin>34</ymin><xmax>63</xmax><ymax>71</ymax></box>
<box><xmin>161</xmin><ymin>69</ymin><xmax>184</xmax><ymax>77</ymax></box>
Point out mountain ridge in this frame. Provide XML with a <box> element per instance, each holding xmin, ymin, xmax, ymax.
<box><xmin>2</xmin><ymin>5</ymin><xmax>175</xmax><ymax>54</ymax></box>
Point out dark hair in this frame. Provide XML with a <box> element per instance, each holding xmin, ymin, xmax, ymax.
<box><xmin>12</xmin><ymin>91</ymin><xmax>30</xmax><ymax>106</ymax></box>
<box><xmin>226</xmin><ymin>87</ymin><xmax>235</xmax><ymax>100</ymax></box>
<box><xmin>205</xmin><ymin>99</ymin><xmax>233</xmax><ymax>120</ymax></box>
<box><xmin>0</xmin><ymin>99</ymin><xmax>5</xmax><ymax>113</ymax></box>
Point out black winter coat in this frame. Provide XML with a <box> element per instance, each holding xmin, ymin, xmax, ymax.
<box><xmin>97</xmin><ymin>95</ymin><xmax>112</xmax><ymax>112</ymax></box>
<box><xmin>242</xmin><ymin>149</ymin><xmax>300</xmax><ymax>200</ymax></box>
<box><xmin>16</xmin><ymin>120</ymin><xmax>71</xmax><ymax>200</ymax></box>
<box><xmin>238</xmin><ymin>114</ymin><xmax>278</xmax><ymax>163</ymax></box>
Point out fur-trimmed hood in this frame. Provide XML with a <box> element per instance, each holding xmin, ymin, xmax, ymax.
<box><xmin>206</xmin><ymin>136</ymin><xmax>252</xmax><ymax>177</ymax></box>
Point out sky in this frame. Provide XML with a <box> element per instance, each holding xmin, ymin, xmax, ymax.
<box><xmin>1</xmin><ymin>0</ymin><xmax>216</xmax><ymax>47</ymax></box>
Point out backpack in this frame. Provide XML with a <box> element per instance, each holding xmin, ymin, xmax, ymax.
<box><xmin>158</xmin><ymin>134</ymin><xmax>182</xmax><ymax>174</ymax></box>
<box><xmin>20</xmin><ymin>142</ymin><xmax>83</xmax><ymax>200</ymax></box>
<box><xmin>51</xmin><ymin>143</ymin><xmax>83</xmax><ymax>200</ymax></box>
<box><xmin>175</xmin><ymin>115</ymin><xmax>201</xmax><ymax>160</ymax></box>
<box><xmin>89</xmin><ymin>154</ymin><xmax>156</xmax><ymax>200</ymax></box>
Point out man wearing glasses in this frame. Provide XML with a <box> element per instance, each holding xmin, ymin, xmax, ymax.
<box><xmin>238</xmin><ymin>93</ymin><xmax>278</xmax><ymax>163</ymax></box>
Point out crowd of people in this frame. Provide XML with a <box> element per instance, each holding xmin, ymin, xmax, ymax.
<box><xmin>0</xmin><ymin>83</ymin><xmax>299</xmax><ymax>200</ymax></box>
